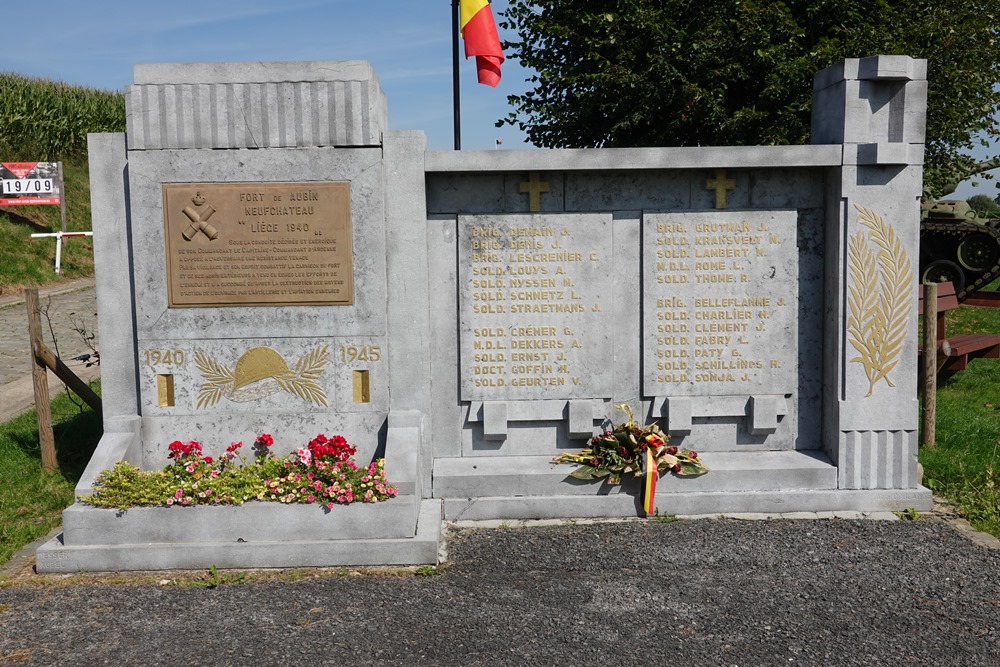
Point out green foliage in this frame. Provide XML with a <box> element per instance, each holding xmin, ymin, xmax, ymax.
<box><xmin>499</xmin><ymin>0</ymin><xmax>1000</xmax><ymax>198</ymax></box>
<box><xmin>920</xmin><ymin>302</ymin><xmax>1000</xmax><ymax>537</ymax></box>
<box><xmin>0</xmin><ymin>73</ymin><xmax>123</xmax><ymax>294</ymax></box>
<box><xmin>174</xmin><ymin>565</ymin><xmax>249</xmax><ymax>589</ymax></box>
<box><xmin>0</xmin><ymin>160</ymin><xmax>96</xmax><ymax>295</ymax></box>
<box><xmin>81</xmin><ymin>436</ymin><xmax>398</xmax><ymax>510</ymax></box>
<box><xmin>967</xmin><ymin>194</ymin><xmax>1000</xmax><ymax>218</ymax></box>
<box><xmin>0</xmin><ymin>382</ymin><xmax>102</xmax><ymax>565</ymax></box>
<box><xmin>0</xmin><ymin>72</ymin><xmax>124</xmax><ymax>161</ymax></box>
<box><xmin>554</xmin><ymin>403</ymin><xmax>707</xmax><ymax>484</ymax></box>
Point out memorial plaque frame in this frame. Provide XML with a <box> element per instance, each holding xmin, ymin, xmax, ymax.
<box><xmin>163</xmin><ymin>182</ymin><xmax>353</xmax><ymax>308</ymax></box>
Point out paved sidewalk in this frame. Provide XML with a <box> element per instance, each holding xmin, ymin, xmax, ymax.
<box><xmin>0</xmin><ymin>278</ymin><xmax>101</xmax><ymax>423</ymax></box>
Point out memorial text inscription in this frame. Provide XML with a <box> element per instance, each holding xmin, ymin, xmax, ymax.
<box><xmin>459</xmin><ymin>213</ymin><xmax>614</xmax><ymax>401</ymax></box>
<box><xmin>643</xmin><ymin>210</ymin><xmax>798</xmax><ymax>396</ymax></box>
<box><xmin>163</xmin><ymin>182</ymin><xmax>352</xmax><ymax>307</ymax></box>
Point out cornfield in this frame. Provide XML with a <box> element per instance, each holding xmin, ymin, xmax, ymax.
<box><xmin>0</xmin><ymin>72</ymin><xmax>125</xmax><ymax>161</ymax></box>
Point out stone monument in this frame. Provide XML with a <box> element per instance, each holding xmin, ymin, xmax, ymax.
<box><xmin>37</xmin><ymin>55</ymin><xmax>930</xmax><ymax>572</ymax></box>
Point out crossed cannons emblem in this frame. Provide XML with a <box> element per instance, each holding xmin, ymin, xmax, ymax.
<box><xmin>181</xmin><ymin>192</ymin><xmax>220</xmax><ymax>241</ymax></box>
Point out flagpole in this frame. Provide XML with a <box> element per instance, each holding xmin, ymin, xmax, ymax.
<box><xmin>452</xmin><ymin>0</ymin><xmax>462</xmax><ymax>150</ymax></box>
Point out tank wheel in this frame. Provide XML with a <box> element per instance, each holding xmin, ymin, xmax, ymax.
<box><xmin>921</xmin><ymin>260</ymin><xmax>965</xmax><ymax>293</ymax></box>
<box><xmin>957</xmin><ymin>233</ymin><xmax>1000</xmax><ymax>272</ymax></box>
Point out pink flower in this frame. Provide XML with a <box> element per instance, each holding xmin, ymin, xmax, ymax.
<box><xmin>175</xmin><ymin>488</ymin><xmax>183</xmax><ymax>499</ymax></box>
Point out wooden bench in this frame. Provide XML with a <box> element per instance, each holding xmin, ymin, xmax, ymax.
<box><xmin>919</xmin><ymin>281</ymin><xmax>1000</xmax><ymax>383</ymax></box>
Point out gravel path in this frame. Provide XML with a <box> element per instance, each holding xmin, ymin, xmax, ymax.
<box><xmin>1</xmin><ymin>519</ymin><xmax>997</xmax><ymax>666</ymax></box>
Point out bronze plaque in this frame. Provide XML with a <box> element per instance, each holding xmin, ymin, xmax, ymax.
<box><xmin>163</xmin><ymin>182</ymin><xmax>352</xmax><ymax>307</ymax></box>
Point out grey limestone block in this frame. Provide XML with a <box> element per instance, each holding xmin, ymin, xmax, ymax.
<box><xmin>127</xmin><ymin>61</ymin><xmax>387</xmax><ymax>150</ymax></box>
<box><xmin>87</xmin><ymin>132</ymin><xmax>138</xmax><ymax>422</ymax></box>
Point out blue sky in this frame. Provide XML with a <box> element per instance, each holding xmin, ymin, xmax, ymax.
<box><xmin>5</xmin><ymin>0</ymin><xmax>529</xmax><ymax>152</ymax></box>
<box><xmin>4</xmin><ymin>0</ymin><xmax>994</xmax><ymax>198</ymax></box>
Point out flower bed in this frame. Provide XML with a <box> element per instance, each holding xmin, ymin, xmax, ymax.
<box><xmin>81</xmin><ymin>433</ymin><xmax>398</xmax><ymax>510</ymax></box>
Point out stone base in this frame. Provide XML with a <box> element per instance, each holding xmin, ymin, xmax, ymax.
<box><xmin>441</xmin><ymin>488</ymin><xmax>932</xmax><ymax>521</ymax></box>
<box><xmin>434</xmin><ymin>450</ymin><xmax>839</xmax><ymax>497</ymax></box>
<box><xmin>434</xmin><ymin>450</ymin><xmax>932</xmax><ymax>520</ymax></box>
<box><xmin>36</xmin><ymin>499</ymin><xmax>442</xmax><ymax>573</ymax></box>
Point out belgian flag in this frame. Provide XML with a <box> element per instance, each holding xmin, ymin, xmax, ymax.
<box><xmin>460</xmin><ymin>0</ymin><xmax>504</xmax><ymax>86</ymax></box>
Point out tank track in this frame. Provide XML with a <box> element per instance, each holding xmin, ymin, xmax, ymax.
<box><xmin>920</xmin><ymin>221</ymin><xmax>1000</xmax><ymax>301</ymax></box>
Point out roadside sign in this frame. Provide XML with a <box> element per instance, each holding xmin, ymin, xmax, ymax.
<box><xmin>0</xmin><ymin>162</ymin><xmax>62</xmax><ymax>206</ymax></box>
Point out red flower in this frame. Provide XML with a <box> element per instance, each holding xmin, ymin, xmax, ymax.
<box><xmin>688</xmin><ymin>451</ymin><xmax>698</xmax><ymax>459</ymax></box>
<box><xmin>203</xmin><ymin>456</ymin><xmax>213</xmax><ymax>464</ymax></box>
<box><xmin>672</xmin><ymin>463</ymin><xmax>682</xmax><ymax>473</ymax></box>
<box><xmin>167</xmin><ymin>439</ymin><xmax>202</xmax><ymax>460</ymax></box>
<box><xmin>666</xmin><ymin>446</ymin><xmax>678</xmax><ymax>456</ymax></box>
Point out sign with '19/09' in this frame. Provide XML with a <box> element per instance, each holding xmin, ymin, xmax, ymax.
<box><xmin>0</xmin><ymin>162</ymin><xmax>61</xmax><ymax>205</ymax></box>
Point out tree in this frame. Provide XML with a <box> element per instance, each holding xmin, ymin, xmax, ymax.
<box><xmin>498</xmin><ymin>1</ymin><xmax>1000</xmax><ymax>198</ymax></box>
<box><xmin>967</xmin><ymin>194</ymin><xmax>1000</xmax><ymax>217</ymax></box>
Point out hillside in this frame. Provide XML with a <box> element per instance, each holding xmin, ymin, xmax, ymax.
<box><xmin>0</xmin><ymin>73</ymin><xmax>125</xmax><ymax>296</ymax></box>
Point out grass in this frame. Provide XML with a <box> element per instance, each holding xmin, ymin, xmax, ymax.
<box><xmin>0</xmin><ymin>71</ymin><xmax>124</xmax><ymax>296</ymax></box>
<box><xmin>0</xmin><ymin>382</ymin><xmax>102</xmax><ymax>564</ymax></box>
<box><xmin>0</xmin><ymin>160</ymin><xmax>96</xmax><ymax>294</ymax></box>
<box><xmin>920</xmin><ymin>296</ymin><xmax>1000</xmax><ymax>538</ymax></box>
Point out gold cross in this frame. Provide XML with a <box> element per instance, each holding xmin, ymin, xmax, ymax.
<box><xmin>520</xmin><ymin>171</ymin><xmax>550</xmax><ymax>212</ymax></box>
<box><xmin>706</xmin><ymin>169</ymin><xmax>736</xmax><ymax>209</ymax></box>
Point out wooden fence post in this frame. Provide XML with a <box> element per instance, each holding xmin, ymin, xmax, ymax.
<box><xmin>25</xmin><ymin>288</ymin><xmax>57</xmax><ymax>471</ymax></box>
<box><xmin>921</xmin><ymin>282</ymin><xmax>938</xmax><ymax>449</ymax></box>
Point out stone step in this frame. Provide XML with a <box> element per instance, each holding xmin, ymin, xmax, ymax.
<box><xmin>433</xmin><ymin>450</ymin><xmax>838</xmax><ymax>500</ymax></box>
<box><xmin>441</xmin><ymin>488</ymin><xmax>933</xmax><ymax>521</ymax></box>
<box><xmin>62</xmin><ymin>494</ymin><xmax>423</xmax><ymax>546</ymax></box>
<box><xmin>36</xmin><ymin>500</ymin><xmax>442</xmax><ymax>573</ymax></box>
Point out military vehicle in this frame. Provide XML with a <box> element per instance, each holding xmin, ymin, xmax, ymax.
<box><xmin>919</xmin><ymin>200</ymin><xmax>1000</xmax><ymax>301</ymax></box>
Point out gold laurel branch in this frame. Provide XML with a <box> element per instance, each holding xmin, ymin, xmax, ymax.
<box><xmin>197</xmin><ymin>383</ymin><xmax>229</xmax><ymax>409</ymax></box>
<box><xmin>195</xmin><ymin>351</ymin><xmax>234</xmax><ymax>409</ymax></box>
<box><xmin>274</xmin><ymin>374</ymin><xmax>329</xmax><ymax>407</ymax></box>
<box><xmin>847</xmin><ymin>230</ymin><xmax>880</xmax><ymax>387</ymax></box>
<box><xmin>853</xmin><ymin>205</ymin><xmax>913</xmax><ymax>396</ymax></box>
<box><xmin>274</xmin><ymin>345</ymin><xmax>330</xmax><ymax>406</ymax></box>
<box><xmin>195</xmin><ymin>350</ymin><xmax>234</xmax><ymax>384</ymax></box>
<box><xmin>293</xmin><ymin>344</ymin><xmax>330</xmax><ymax>380</ymax></box>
